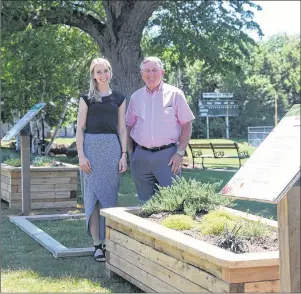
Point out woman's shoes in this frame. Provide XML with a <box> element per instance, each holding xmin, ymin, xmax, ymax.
<box><xmin>94</xmin><ymin>243</ymin><xmax>106</xmax><ymax>262</ymax></box>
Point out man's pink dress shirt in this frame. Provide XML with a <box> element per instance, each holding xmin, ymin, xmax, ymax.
<box><xmin>126</xmin><ymin>82</ymin><xmax>195</xmax><ymax>148</ymax></box>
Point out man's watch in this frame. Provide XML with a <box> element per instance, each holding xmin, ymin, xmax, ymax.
<box><xmin>176</xmin><ymin>150</ymin><xmax>185</xmax><ymax>157</ymax></box>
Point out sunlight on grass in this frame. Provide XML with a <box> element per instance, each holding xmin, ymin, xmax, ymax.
<box><xmin>2</xmin><ymin>270</ymin><xmax>110</xmax><ymax>292</ymax></box>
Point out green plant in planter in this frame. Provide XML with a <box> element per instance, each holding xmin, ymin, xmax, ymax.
<box><xmin>140</xmin><ymin>176</ymin><xmax>234</xmax><ymax>218</ymax></box>
<box><xmin>3</xmin><ymin>156</ymin><xmax>65</xmax><ymax>167</ymax></box>
<box><xmin>160</xmin><ymin>215</ymin><xmax>194</xmax><ymax>230</ymax></box>
<box><xmin>3</xmin><ymin>157</ymin><xmax>21</xmax><ymax>167</ymax></box>
<box><xmin>199</xmin><ymin>210</ymin><xmax>238</xmax><ymax>235</ymax></box>
<box><xmin>216</xmin><ymin>223</ymin><xmax>249</xmax><ymax>253</ymax></box>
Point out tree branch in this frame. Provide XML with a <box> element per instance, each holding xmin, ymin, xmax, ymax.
<box><xmin>1</xmin><ymin>3</ymin><xmax>107</xmax><ymax>45</ymax></box>
<box><xmin>103</xmin><ymin>0</ymin><xmax>160</xmax><ymax>40</ymax></box>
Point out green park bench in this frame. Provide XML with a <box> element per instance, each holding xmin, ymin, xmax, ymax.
<box><xmin>186</xmin><ymin>142</ymin><xmax>250</xmax><ymax>169</ymax></box>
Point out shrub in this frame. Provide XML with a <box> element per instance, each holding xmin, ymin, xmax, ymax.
<box><xmin>3</xmin><ymin>156</ymin><xmax>65</xmax><ymax>167</ymax></box>
<box><xmin>199</xmin><ymin>211</ymin><xmax>238</xmax><ymax>235</ymax></box>
<box><xmin>199</xmin><ymin>210</ymin><xmax>271</xmax><ymax>238</ymax></box>
<box><xmin>160</xmin><ymin>215</ymin><xmax>194</xmax><ymax>230</ymax></box>
<box><xmin>3</xmin><ymin>157</ymin><xmax>21</xmax><ymax>167</ymax></box>
<box><xmin>140</xmin><ymin>176</ymin><xmax>234</xmax><ymax>218</ymax></box>
<box><xmin>239</xmin><ymin>219</ymin><xmax>270</xmax><ymax>238</ymax></box>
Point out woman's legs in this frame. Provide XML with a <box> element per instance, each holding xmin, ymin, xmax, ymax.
<box><xmin>89</xmin><ymin>201</ymin><xmax>105</xmax><ymax>261</ymax></box>
<box><xmin>89</xmin><ymin>201</ymin><xmax>102</xmax><ymax>245</ymax></box>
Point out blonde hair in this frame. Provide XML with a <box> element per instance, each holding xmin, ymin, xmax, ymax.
<box><xmin>89</xmin><ymin>57</ymin><xmax>113</xmax><ymax>102</ymax></box>
<box><xmin>140</xmin><ymin>56</ymin><xmax>164</xmax><ymax>71</ymax></box>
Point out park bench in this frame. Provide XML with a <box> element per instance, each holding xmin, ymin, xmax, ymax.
<box><xmin>186</xmin><ymin>142</ymin><xmax>249</xmax><ymax>169</ymax></box>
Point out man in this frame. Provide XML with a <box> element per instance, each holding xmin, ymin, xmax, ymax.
<box><xmin>126</xmin><ymin>56</ymin><xmax>195</xmax><ymax>202</ymax></box>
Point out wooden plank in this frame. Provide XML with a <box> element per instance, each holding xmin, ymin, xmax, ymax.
<box><xmin>3</xmin><ymin>183</ymin><xmax>77</xmax><ymax>193</ymax></box>
<box><xmin>108</xmin><ymin>228</ymin><xmax>241</xmax><ymax>292</ymax></box>
<box><xmin>14</xmin><ymin>183</ymin><xmax>78</xmax><ymax>193</ymax></box>
<box><xmin>9</xmin><ymin>216</ymin><xmax>67</xmax><ymax>256</ymax></box>
<box><xmin>10</xmin><ymin>200</ymin><xmax>77</xmax><ymax>209</ymax></box>
<box><xmin>109</xmin><ymin>252</ymin><xmax>180</xmax><ymax>292</ymax></box>
<box><xmin>107</xmin><ymin>219</ymin><xmax>223</xmax><ymax>278</ymax></box>
<box><xmin>1</xmin><ymin>189</ymin><xmax>10</xmax><ymax>202</ymax></box>
<box><xmin>106</xmin><ymin>263</ymin><xmax>155</xmax><ymax>293</ymax></box>
<box><xmin>277</xmin><ymin>182</ymin><xmax>300</xmax><ymax>292</ymax></box>
<box><xmin>12</xmin><ymin>197</ymin><xmax>77</xmax><ymax>203</ymax></box>
<box><xmin>1</xmin><ymin>163</ymin><xmax>78</xmax><ymax>172</ymax></box>
<box><xmin>30</xmin><ymin>171</ymin><xmax>78</xmax><ymax>178</ymax></box>
<box><xmin>101</xmin><ymin>207</ymin><xmax>279</xmax><ymax>269</ymax></box>
<box><xmin>4</xmin><ymin>177</ymin><xmax>77</xmax><ymax>186</ymax></box>
<box><xmin>24</xmin><ymin>213</ymin><xmax>85</xmax><ymax>221</ymax></box>
<box><xmin>244</xmin><ymin>280</ymin><xmax>280</xmax><ymax>292</ymax></box>
<box><xmin>55</xmin><ymin>247</ymin><xmax>94</xmax><ymax>258</ymax></box>
<box><xmin>1</xmin><ymin>182</ymin><xmax>19</xmax><ymax>193</ymax></box>
<box><xmin>1</xmin><ymin>171</ymin><xmax>21</xmax><ymax>178</ymax></box>
<box><xmin>107</xmin><ymin>239</ymin><xmax>209</xmax><ymax>292</ymax></box>
<box><xmin>1</xmin><ymin>175</ymin><xmax>11</xmax><ymax>184</ymax></box>
<box><xmin>21</xmin><ymin>133</ymin><xmax>31</xmax><ymax>215</ymax></box>
<box><xmin>9</xmin><ymin>191</ymin><xmax>73</xmax><ymax>201</ymax></box>
<box><xmin>222</xmin><ymin>265</ymin><xmax>280</xmax><ymax>283</ymax></box>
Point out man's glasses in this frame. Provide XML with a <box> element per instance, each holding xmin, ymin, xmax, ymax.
<box><xmin>141</xmin><ymin>68</ymin><xmax>161</xmax><ymax>74</ymax></box>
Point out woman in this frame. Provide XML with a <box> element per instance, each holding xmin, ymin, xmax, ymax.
<box><xmin>76</xmin><ymin>57</ymin><xmax>127</xmax><ymax>262</ymax></box>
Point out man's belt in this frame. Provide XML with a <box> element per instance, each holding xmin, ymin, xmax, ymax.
<box><xmin>140</xmin><ymin>143</ymin><xmax>175</xmax><ymax>152</ymax></box>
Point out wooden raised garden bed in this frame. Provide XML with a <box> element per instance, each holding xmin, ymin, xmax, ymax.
<box><xmin>1</xmin><ymin>163</ymin><xmax>79</xmax><ymax>209</ymax></box>
<box><xmin>101</xmin><ymin>207</ymin><xmax>280</xmax><ymax>293</ymax></box>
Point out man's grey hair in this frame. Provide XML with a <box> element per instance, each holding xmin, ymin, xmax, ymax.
<box><xmin>140</xmin><ymin>57</ymin><xmax>164</xmax><ymax>70</ymax></box>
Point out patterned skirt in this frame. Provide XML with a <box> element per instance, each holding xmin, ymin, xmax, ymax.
<box><xmin>82</xmin><ymin>133</ymin><xmax>120</xmax><ymax>240</ymax></box>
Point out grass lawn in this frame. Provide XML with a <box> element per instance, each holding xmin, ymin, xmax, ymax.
<box><xmin>1</xmin><ymin>138</ymin><xmax>277</xmax><ymax>292</ymax></box>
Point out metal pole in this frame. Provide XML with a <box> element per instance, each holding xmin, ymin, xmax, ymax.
<box><xmin>275</xmin><ymin>93</ymin><xmax>278</xmax><ymax>126</ymax></box>
<box><xmin>20</xmin><ymin>123</ymin><xmax>31</xmax><ymax>215</ymax></box>
<box><xmin>225</xmin><ymin>116</ymin><xmax>229</xmax><ymax>139</ymax></box>
<box><xmin>206</xmin><ymin>116</ymin><xmax>209</xmax><ymax>139</ymax></box>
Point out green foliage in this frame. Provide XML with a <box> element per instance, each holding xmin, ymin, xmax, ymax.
<box><xmin>145</xmin><ymin>1</ymin><xmax>262</xmax><ymax>71</ymax></box>
<box><xmin>160</xmin><ymin>215</ymin><xmax>194</xmax><ymax>230</ymax></box>
<box><xmin>199</xmin><ymin>210</ymin><xmax>271</xmax><ymax>238</ymax></box>
<box><xmin>3</xmin><ymin>157</ymin><xmax>21</xmax><ymax>167</ymax></box>
<box><xmin>1</xmin><ymin>24</ymin><xmax>98</xmax><ymax>125</ymax></box>
<box><xmin>239</xmin><ymin>219</ymin><xmax>270</xmax><ymax>238</ymax></box>
<box><xmin>140</xmin><ymin>177</ymin><xmax>234</xmax><ymax>218</ymax></box>
<box><xmin>31</xmin><ymin>156</ymin><xmax>61</xmax><ymax>167</ymax></box>
<box><xmin>3</xmin><ymin>155</ymin><xmax>65</xmax><ymax>167</ymax></box>
<box><xmin>199</xmin><ymin>211</ymin><xmax>237</xmax><ymax>235</ymax></box>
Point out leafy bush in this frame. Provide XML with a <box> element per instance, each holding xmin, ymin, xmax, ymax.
<box><xmin>3</xmin><ymin>155</ymin><xmax>65</xmax><ymax>167</ymax></box>
<box><xmin>199</xmin><ymin>210</ymin><xmax>271</xmax><ymax>238</ymax></box>
<box><xmin>3</xmin><ymin>157</ymin><xmax>21</xmax><ymax>167</ymax></box>
<box><xmin>160</xmin><ymin>215</ymin><xmax>194</xmax><ymax>230</ymax></box>
<box><xmin>31</xmin><ymin>156</ymin><xmax>55</xmax><ymax>167</ymax></box>
<box><xmin>199</xmin><ymin>211</ymin><xmax>237</xmax><ymax>235</ymax></box>
<box><xmin>140</xmin><ymin>177</ymin><xmax>234</xmax><ymax>218</ymax></box>
<box><xmin>239</xmin><ymin>219</ymin><xmax>270</xmax><ymax>238</ymax></box>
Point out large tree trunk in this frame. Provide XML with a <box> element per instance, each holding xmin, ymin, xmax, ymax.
<box><xmin>97</xmin><ymin>1</ymin><xmax>161</xmax><ymax>97</ymax></box>
<box><xmin>100</xmin><ymin>38</ymin><xmax>144</xmax><ymax>98</ymax></box>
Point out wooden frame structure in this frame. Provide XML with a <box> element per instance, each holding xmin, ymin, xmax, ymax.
<box><xmin>101</xmin><ymin>206</ymin><xmax>280</xmax><ymax>293</ymax></box>
<box><xmin>9</xmin><ymin>213</ymin><xmax>94</xmax><ymax>258</ymax></box>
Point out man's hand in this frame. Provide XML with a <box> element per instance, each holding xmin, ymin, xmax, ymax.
<box><xmin>168</xmin><ymin>153</ymin><xmax>183</xmax><ymax>174</ymax></box>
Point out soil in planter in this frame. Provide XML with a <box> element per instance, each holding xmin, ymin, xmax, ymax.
<box><xmin>141</xmin><ymin>211</ymin><xmax>279</xmax><ymax>254</ymax></box>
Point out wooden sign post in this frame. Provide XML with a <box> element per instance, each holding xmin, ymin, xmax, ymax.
<box><xmin>219</xmin><ymin>104</ymin><xmax>300</xmax><ymax>292</ymax></box>
<box><xmin>277</xmin><ymin>179</ymin><xmax>300</xmax><ymax>292</ymax></box>
<box><xmin>1</xmin><ymin>103</ymin><xmax>46</xmax><ymax>216</ymax></box>
<box><xmin>20</xmin><ymin>124</ymin><xmax>31</xmax><ymax>215</ymax></box>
